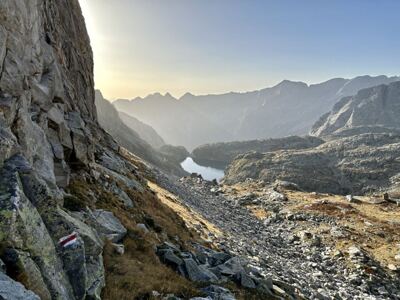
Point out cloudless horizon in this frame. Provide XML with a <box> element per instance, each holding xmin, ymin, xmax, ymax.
<box><xmin>79</xmin><ymin>0</ymin><xmax>400</xmax><ymax>100</ymax></box>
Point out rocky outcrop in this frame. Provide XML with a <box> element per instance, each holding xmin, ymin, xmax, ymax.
<box><xmin>156</xmin><ymin>242</ymin><xmax>287</xmax><ymax>299</ymax></box>
<box><xmin>311</xmin><ymin>81</ymin><xmax>400</xmax><ymax>137</ymax></box>
<box><xmin>114</xmin><ymin>76</ymin><xmax>399</xmax><ymax>150</ymax></box>
<box><xmin>192</xmin><ymin>136</ymin><xmax>324</xmax><ymax>169</ymax></box>
<box><xmin>224</xmin><ymin>133</ymin><xmax>400</xmax><ymax>194</ymax></box>
<box><xmin>0</xmin><ymin>1</ymin><xmax>131</xmax><ymax>299</ymax></box>
<box><xmin>0</xmin><ymin>0</ymin><xmax>110</xmax><ymax>298</ymax></box>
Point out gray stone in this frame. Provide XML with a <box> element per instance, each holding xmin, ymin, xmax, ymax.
<box><xmin>234</xmin><ymin>271</ymin><xmax>256</xmax><ymax>289</ymax></box>
<box><xmin>209</xmin><ymin>252</ymin><xmax>232</xmax><ymax>267</ymax></box>
<box><xmin>14</xmin><ymin>107</ymin><xmax>56</xmax><ymax>185</ymax></box>
<box><xmin>66</xmin><ymin>112</ymin><xmax>85</xmax><ymax>130</ymax></box>
<box><xmin>183</xmin><ymin>258</ymin><xmax>218</xmax><ymax>282</ymax></box>
<box><xmin>159</xmin><ymin>250</ymin><xmax>183</xmax><ymax>268</ymax></box>
<box><xmin>1</xmin><ymin>249</ymin><xmax>51</xmax><ymax>300</ymax></box>
<box><xmin>89</xmin><ymin>209</ymin><xmax>127</xmax><ymax>243</ymax></box>
<box><xmin>217</xmin><ymin>257</ymin><xmax>245</xmax><ymax>276</ymax></box>
<box><xmin>0</xmin><ymin>260</ymin><xmax>5</xmax><ymax>273</ymax></box>
<box><xmin>0</xmin><ymin>156</ymin><xmax>75</xmax><ymax>299</ymax></box>
<box><xmin>136</xmin><ymin>223</ymin><xmax>149</xmax><ymax>233</ymax></box>
<box><xmin>274</xmin><ymin>180</ymin><xmax>300</xmax><ymax>191</ymax></box>
<box><xmin>55</xmin><ymin>208</ymin><xmax>105</xmax><ymax>300</ymax></box>
<box><xmin>95</xmin><ymin>163</ymin><xmax>144</xmax><ymax>192</ymax></box>
<box><xmin>112</xmin><ymin>243</ymin><xmax>125</xmax><ymax>255</ymax></box>
<box><xmin>0</xmin><ymin>127</ymin><xmax>18</xmax><ymax>167</ymax></box>
<box><xmin>0</xmin><ymin>94</ymin><xmax>17</xmax><ymax>127</ymax></box>
<box><xmin>47</xmin><ymin>105</ymin><xmax>65</xmax><ymax>126</ymax></box>
<box><xmin>98</xmin><ymin>151</ymin><xmax>127</xmax><ymax>175</ymax></box>
<box><xmin>54</xmin><ymin>160</ymin><xmax>71</xmax><ymax>188</ymax></box>
<box><xmin>163</xmin><ymin>295</ymin><xmax>182</xmax><ymax>300</ymax></box>
<box><xmin>110</xmin><ymin>183</ymin><xmax>133</xmax><ymax>208</ymax></box>
<box><xmin>0</xmin><ymin>273</ymin><xmax>40</xmax><ymax>300</ymax></box>
<box><xmin>201</xmin><ymin>285</ymin><xmax>236</xmax><ymax>300</ymax></box>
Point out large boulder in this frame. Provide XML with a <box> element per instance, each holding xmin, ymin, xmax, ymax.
<box><xmin>182</xmin><ymin>258</ymin><xmax>218</xmax><ymax>283</ymax></box>
<box><xmin>0</xmin><ymin>155</ymin><xmax>106</xmax><ymax>300</ymax></box>
<box><xmin>74</xmin><ymin>209</ymin><xmax>127</xmax><ymax>243</ymax></box>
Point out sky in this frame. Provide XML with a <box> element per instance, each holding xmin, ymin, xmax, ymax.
<box><xmin>79</xmin><ymin>0</ymin><xmax>400</xmax><ymax>100</ymax></box>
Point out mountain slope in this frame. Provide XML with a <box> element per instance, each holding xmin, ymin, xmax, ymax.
<box><xmin>119</xmin><ymin>111</ymin><xmax>165</xmax><ymax>149</ymax></box>
<box><xmin>311</xmin><ymin>81</ymin><xmax>400</xmax><ymax>137</ymax></box>
<box><xmin>95</xmin><ymin>90</ymin><xmax>186</xmax><ymax>176</ymax></box>
<box><xmin>114</xmin><ymin>76</ymin><xmax>399</xmax><ymax>150</ymax></box>
<box><xmin>115</xmin><ymin>93</ymin><xmax>234</xmax><ymax>150</ymax></box>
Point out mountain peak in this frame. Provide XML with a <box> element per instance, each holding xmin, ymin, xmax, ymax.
<box><xmin>276</xmin><ymin>80</ymin><xmax>308</xmax><ymax>89</ymax></box>
<box><xmin>179</xmin><ymin>92</ymin><xmax>195</xmax><ymax>100</ymax></box>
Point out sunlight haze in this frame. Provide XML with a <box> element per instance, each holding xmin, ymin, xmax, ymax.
<box><xmin>80</xmin><ymin>0</ymin><xmax>400</xmax><ymax>100</ymax></box>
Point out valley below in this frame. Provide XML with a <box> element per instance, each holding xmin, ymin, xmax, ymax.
<box><xmin>1</xmin><ymin>1</ymin><xmax>400</xmax><ymax>299</ymax></box>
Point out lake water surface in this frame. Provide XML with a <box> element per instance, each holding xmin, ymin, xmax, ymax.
<box><xmin>180</xmin><ymin>157</ymin><xmax>224</xmax><ymax>182</ymax></box>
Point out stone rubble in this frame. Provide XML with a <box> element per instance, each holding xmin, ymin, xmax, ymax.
<box><xmin>155</xmin><ymin>172</ymin><xmax>400</xmax><ymax>300</ymax></box>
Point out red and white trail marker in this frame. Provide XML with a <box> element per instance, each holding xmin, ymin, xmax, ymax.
<box><xmin>59</xmin><ymin>232</ymin><xmax>78</xmax><ymax>248</ymax></box>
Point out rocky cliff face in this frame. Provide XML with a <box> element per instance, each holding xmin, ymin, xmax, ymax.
<box><xmin>0</xmin><ymin>1</ymin><xmax>112</xmax><ymax>298</ymax></box>
<box><xmin>311</xmin><ymin>81</ymin><xmax>400</xmax><ymax>137</ymax></box>
<box><xmin>0</xmin><ymin>0</ymin><xmax>102</xmax><ymax>185</ymax></box>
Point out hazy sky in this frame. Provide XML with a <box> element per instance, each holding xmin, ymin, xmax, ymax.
<box><xmin>79</xmin><ymin>0</ymin><xmax>400</xmax><ymax>100</ymax></box>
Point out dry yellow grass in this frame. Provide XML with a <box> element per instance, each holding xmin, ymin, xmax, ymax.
<box><xmin>148</xmin><ymin>181</ymin><xmax>223</xmax><ymax>242</ymax></box>
<box><xmin>248</xmin><ymin>206</ymin><xmax>270</xmax><ymax>220</ymax></box>
<box><xmin>66</xmin><ymin>178</ymin><xmax>202</xmax><ymax>299</ymax></box>
<box><xmin>224</xmin><ymin>183</ymin><xmax>400</xmax><ymax>272</ymax></box>
<box><xmin>285</xmin><ymin>190</ymin><xmax>400</xmax><ymax>271</ymax></box>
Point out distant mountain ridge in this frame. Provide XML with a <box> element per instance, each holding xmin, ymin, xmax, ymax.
<box><xmin>114</xmin><ymin>75</ymin><xmax>400</xmax><ymax>150</ymax></box>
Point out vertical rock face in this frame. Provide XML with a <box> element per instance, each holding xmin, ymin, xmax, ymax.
<box><xmin>0</xmin><ymin>0</ymin><xmax>98</xmax><ymax>178</ymax></box>
<box><xmin>0</xmin><ymin>1</ymin><xmax>108</xmax><ymax>299</ymax></box>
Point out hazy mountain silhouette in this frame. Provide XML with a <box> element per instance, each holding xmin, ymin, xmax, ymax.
<box><xmin>114</xmin><ymin>75</ymin><xmax>399</xmax><ymax>150</ymax></box>
<box><xmin>95</xmin><ymin>90</ymin><xmax>187</xmax><ymax>175</ymax></box>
